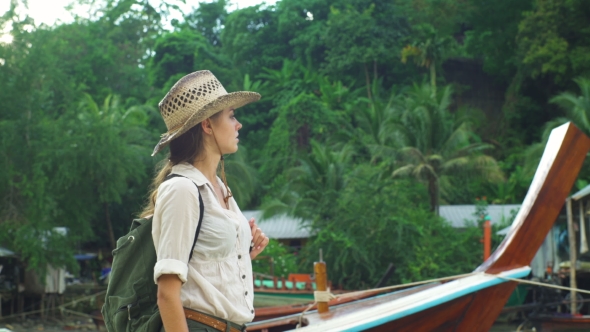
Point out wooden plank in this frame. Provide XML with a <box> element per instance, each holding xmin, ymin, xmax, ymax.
<box><xmin>247</xmin><ymin>284</ymin><xmax>440</xmax><ymax>330</ymax></box>
<box><xmin>366</xmin><ymin>295</ymin><xmax>475</xmax><ymax>332</ymax></box>
<box><xmin>454</xmin><ymin>283</ymin><xmax>517</xmax><ymax>331</ymax></box>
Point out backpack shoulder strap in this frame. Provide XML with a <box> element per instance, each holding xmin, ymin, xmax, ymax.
<box><xmin>164</xmin><ymin>173</ymin><xmax>204</xmax><ymax>263</ymax></box>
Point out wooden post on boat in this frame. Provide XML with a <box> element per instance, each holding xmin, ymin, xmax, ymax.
<box><xmin>566</xmin><ymin>198</ymin><xmax>578</xmax><ymax>314</ymax></box>
<box><xmin>580</xmin><ymin>201</ymin><xmax>588</xmax><ymax>254</ymax></box>
<box><xmin>315</xmin><ymin>261</ymin><xmax>329</xmax><ymax>314</ymax></box>
<box><xmin>315</xmin><ymin>248</ymin><xmax>330</xmax><ymax>314</ymax></box>
<box><xmin>483</xmin><ymin>217</ymin><xmax>491</xmax><ymax>261</ymax></box>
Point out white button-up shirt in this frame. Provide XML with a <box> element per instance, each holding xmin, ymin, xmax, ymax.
<box><xmin>152</xmin><ymin>162</ymin><xmax>254</xmax><ymax>324</ymax></box>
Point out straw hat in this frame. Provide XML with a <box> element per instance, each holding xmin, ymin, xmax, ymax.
<box><xmin>152</xmin><ymin>70</ymin><xmax>261</xmax><ymax>155</ymax></box>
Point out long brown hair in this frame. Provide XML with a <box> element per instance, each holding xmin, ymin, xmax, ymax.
<box><xmin>140</xmin><ymin>113</ymin><xmax>229</xmax><ymax>218</ymax></box>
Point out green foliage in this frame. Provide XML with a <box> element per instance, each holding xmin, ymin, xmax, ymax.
<box><xmin>300</xmin><ymin>164</ymin><xmax>482</xmax><ymax>289</ymax></box>
<box><xmin>0</xmin><ymin>2</ymin><xmax>158</xmax><ymax>271</ymax></box>
<box><xmin>0</xmin><ymin>224</ymin><xmax>80</xmax><ymax>278</ymax></box>
<box><xmin>517</xmin><ymin>0</ymin><xmax>590</xmax><ymax>83</ymax></box>
<box><xmin>463</xmin><ymin>0</ymin><xmax>533</xmax><ymax>80</ymax></box>
<box><xmin>260</xmin><ymin>93</ymin><xmax>343</xmax><ymax>185</ymax></box>
<box><xmin>469</xmin><ymin>197</ymin><xmax>515</xmax><ymax>252</ymax></box>
<box><xmin>401</xmin><ymin>23</ymin><xmax>456</xmax><ymax>94</ymax></box>
<box><xmin>523</xmin><ymin>77</ymin><xmax>590</xmax><ymax>181</ymax></box>
<box><xmin>398</xmin><ymin>0</ymin><xmax>473</xmax><ymax>36</ymax></box>
<box><xmin>224</xmin><ymin>147</ymin><xmax>258</xmax><ymax>208</ymax></box>
<box><xmin>149</xmin><ymin>29</ymin><xmax>235</xmax><ymax>91</ymax></box>
<box><xmin>324</xmin><ymin>0</ymin><xmax>408</xmax><ymax>86</ymax></box>
<box><xmin>263</xmin><ymin>140</ymin><xmax>352</xmax><ymax>223</ymax></box>
<box><xmin>486</xmin><ymin>161</ymin><xmax>531</xmax><ymax>205</ymax></box>
<box><xmin>274</xmin><ymin>0</ymin><xmax>329</xmax><ymax>64</ymax></box>
<box><xmin>347</xmin><ymin>82</ymin><xmax>399</xmax><ymax>163</ymax></box>
<box><xmin>391</xmin><ymin>83</ymin><xmax>504</xmax><ymax>213</ymax></box>
<box><xmin>550</xmin><ymin>77</ymin><xmax>590</xmax><ymax>134</ymax></box>
<box><xmin>221</xmin><ymin>4</ymin><xmax>286</xmax><ymax>75</ymax></box>
<box><xmin>251</xmin><ymin>239</ymin><xmax>298</xmax><ymax>278</ymax></box>
<box><xmin>183</xmin><ymin>0</ymin><xmax>229</xmax><ymax>47</ymax></box>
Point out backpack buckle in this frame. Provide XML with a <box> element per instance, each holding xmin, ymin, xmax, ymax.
<box><xmin>127</xmin><ymin>304</ymin><xmax>132</xmax><ymax>320</ymax></box>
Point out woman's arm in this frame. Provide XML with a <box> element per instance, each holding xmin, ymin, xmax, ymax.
<box><xmin>153</xmin><ymin>179</ymin><xmax>201</xmax><ymax>331</ymax></box>
<box><xmin>157</xmin><ymin>274</ymin><xmax>189</xmax><ymax>332</ymax></box>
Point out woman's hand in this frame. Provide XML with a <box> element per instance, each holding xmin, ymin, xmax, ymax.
<box><xmin>249</xmin><ymin>218</ymin><xmax>269</xmax><ymax>259</ymax></box>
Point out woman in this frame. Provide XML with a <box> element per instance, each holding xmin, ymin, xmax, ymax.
<box><xmin>140</xmin><ymin>70</ymin><xmax>269</xmax><ymax>332</ymax></box>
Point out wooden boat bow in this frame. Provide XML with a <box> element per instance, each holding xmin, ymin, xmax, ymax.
<box><xmin>479</xmin><ymin>122</ymin><xmax>590</xmax><ymax>274</ymax></box>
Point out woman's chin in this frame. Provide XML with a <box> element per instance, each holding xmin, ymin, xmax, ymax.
<box><xmin>227</xmin><ymin>145</ymin><xmax>239</xmax><ymax>154</ymax></box>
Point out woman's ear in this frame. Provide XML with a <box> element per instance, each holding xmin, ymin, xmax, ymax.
<box><xmin>201</xmin><ymin>119</ymin><xmax>212</xmax><ymax>135</ymax></box>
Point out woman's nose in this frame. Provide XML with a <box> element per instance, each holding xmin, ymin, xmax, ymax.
<box><xmin>237</xmin><ymin>121</ymin><xmax>242</xmax><ymax>130</ymax></box>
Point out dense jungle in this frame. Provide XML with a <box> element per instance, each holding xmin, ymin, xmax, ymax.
<box><xmin>1</xmin><ymin>0</ymin><xmax>590</xmax><ymax>290</ymax></box>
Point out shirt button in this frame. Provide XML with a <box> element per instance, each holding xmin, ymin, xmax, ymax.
<box><xmin>245</xmin><ymin>291</ymin><xmax>248</xmax><ymax>295</ymax></box>
<box><xmin>251</xmin><ymin>310</ymin><xmax>254</xmax><ymax>314</ymax></box>
<box><xmin>238</xmin><ymin>255</ymin><xmax>242</xmax><ymax>259</ymax></box>
<box><xmin>242</xmin><ymin>275</ymin><xmax>246</xmax><ymax>279</ymax></box>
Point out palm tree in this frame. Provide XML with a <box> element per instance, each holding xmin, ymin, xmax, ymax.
<box><xmin>550</xmin><ymin>77</ymin><xmax>590</xmax><ymax>134</ymax></box>
<box><xmin>354</xmin><ymin>88</ymin><xmax>398</xmax><ymax>157</ymax></box>
<box><xmin>262</xmin><ymin>140</ymin><xmax>353</xmax><ymax>225</ymax></box>
<box><xmin>524</xmin><ymin>77</ymin><xmax>590</xmax><ymax>177</ymax></box>
<box><xmin>391</xmin><ymin>83</ymin><xmax>504</xmax><ymax>214</ymax></box>
<box><xmin>224</xmin><ymin>147</ymin><xmax>258</xmax><ymax>208</ymax></box>
<box><xmin>401</xmin><ymin>24</ymin><xmax>454</xmax><ymax>97</ymax></box>
<box><xmin>329</xmin><ymin>81</ymin><xmax>401</xmax><ymax>167</ymax></box>
<box><xmin>258</xmin><ymin>59</ymin><xmax>321</xmax><ymax>104</ymax></box>
<box><xmin>68</xmin><ymin>94</ymin><xmax>152</xmax><ymax>249</ymax></box>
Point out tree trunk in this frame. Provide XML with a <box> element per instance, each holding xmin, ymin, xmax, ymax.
<box><xmin>364</xmin><ymin>63</ymin><xmax>373</xmax><ymax>101</ymax></box>
<box><xmin>297</xmin><ymin>123</ymin><xmax>310</xmax><ymax>149</ymax></box>
<box><xmin>373</xmin><ymin>59</ymin><xmax>378</xmax><ymax>81</ymax></box>
<box><xmin>428</xmin><ymin>177</ymin><xmax>440</xmax><ymax>215</ymax></box>
<box><xmin>105</xmin><ymin>203</ymin><xmax>116</xmax><ymax>250</ymax></box>
<box><xmin>430</xmin><ymin>62</ymin><xmax>436</xmax><ymax>98</ymax></box>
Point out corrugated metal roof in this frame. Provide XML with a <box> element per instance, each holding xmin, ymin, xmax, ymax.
<box><xmin>440</xmin><ymin>204</ymin><xmax>521</xmax><ymax>228</ymax></box>
<box><xmin>244</xmin><ymin>205</ymin><xmax>519</xmax><ymax>240</ymax></box>
<box><xmin>0</xmin><ymin>246</ymin><xmax>15</xmax><ymax>257</ymax></box>
<box><xmin>242</xmin><ymin>211</ymin><xmax>313</xmax><ymax>239</ymax></box>
<box><xmin>571</xmin><ymin>184</ymin><xmax>590</xmax><ymax>201</ymax></box>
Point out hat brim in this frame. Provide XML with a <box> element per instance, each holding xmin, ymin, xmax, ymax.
<box><xmin>152</xmin><ymin>91</ymin><xmax>261</xmax><ymax>156</ymax></box>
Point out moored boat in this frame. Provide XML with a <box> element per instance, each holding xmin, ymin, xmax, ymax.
<box><xmin>530</xmin><ymin>314</ymin><xmax>590</xmax><ymax>331</ymax></box>
<box><xmin>247</xmin><ymin>122</ymin><xmax>590</xmax><ymax>331</ymax></box>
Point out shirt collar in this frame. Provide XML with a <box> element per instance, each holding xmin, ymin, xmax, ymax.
<box><xmin>170</xmin><ymin>162</ymin><xmax>209</xmax><ymax>186</ymax></box>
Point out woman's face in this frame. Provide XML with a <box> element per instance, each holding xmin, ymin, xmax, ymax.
<box><xmin>210</xmin><ymin>108</ymin><xmax>242</xmax><ymax>154</ymax></box>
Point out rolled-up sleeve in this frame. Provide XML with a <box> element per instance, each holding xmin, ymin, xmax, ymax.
<box><xmin>152</xmin><ymin>178</ymin><xmax>201</xmax><ymax>284</ymax></box>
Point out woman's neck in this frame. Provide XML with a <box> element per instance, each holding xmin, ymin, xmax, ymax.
<box><xmin>192</xmin><ymin>148</ymin><xmax>221</xmax><ymax>185</ymax></box>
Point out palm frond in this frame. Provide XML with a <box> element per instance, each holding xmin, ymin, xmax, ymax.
<box><xmin>412</xmin><ymin>163</ymin><xmax>436</xmax><ymax>180</ymax></box>
<box><xmin>398</xmin><ymin>147</ymin><xmax>425</xmax><ymax>163</ymax></box>
<box><xmin>392</xmin><ymin>164</ymin><xmax>416</xmax><ymax>178</ymax></box>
